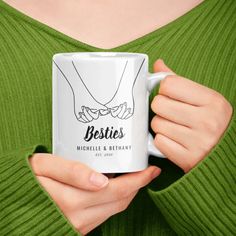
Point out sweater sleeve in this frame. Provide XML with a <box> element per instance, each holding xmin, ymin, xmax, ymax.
<box><xmin>147</xmin><ymin>107</ymin><xmax>236</xmax><ymax>236</ymax></box>
<box><xmin>0</xmin><ymin>145</ymin><xmax>80</xmax><ymax>236</ymax></box>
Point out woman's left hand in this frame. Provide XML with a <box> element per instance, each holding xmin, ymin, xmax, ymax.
<box><xmin>151</xmin><ymin>59</ymin><xmax>233</xmax><ymax>173</ymax></box>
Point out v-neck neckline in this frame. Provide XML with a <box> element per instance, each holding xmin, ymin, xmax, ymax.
<box><xmin>0</xmin><ymin>0</ymin><xmax>209</xmax><ymax>51</ymax></box>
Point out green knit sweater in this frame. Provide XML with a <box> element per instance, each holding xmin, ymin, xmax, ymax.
<box><xmin>0</xmin><ymin>0</ymin><xmax>235</xmax><ymax>235</ymax></box>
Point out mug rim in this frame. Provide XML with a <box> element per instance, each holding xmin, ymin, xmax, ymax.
<box><xmin>53</xmin><ymin>52</ymin><xmax>148</xmax><ymax>60</ymax></box>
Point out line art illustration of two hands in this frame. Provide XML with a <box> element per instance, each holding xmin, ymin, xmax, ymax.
<box><xmin>78</xmin><ymin>102</ymin><xmax>132</xmax><ymax>123</ymax></box>
<box><xmin>53</xmin><ymin>58</ymin><xmax>145</xmax><ymax>123</ymax></box>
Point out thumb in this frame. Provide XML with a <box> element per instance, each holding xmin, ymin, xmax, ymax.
<box><xmin>153</xmin><ymin>59</ymin><xmax>175</xmax><ymax>74</ymax></box>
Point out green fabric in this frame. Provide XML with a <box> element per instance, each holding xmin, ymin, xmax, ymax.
<box><xmin>0</xmin><ymin>0</ymin><xmax>235</xmax><ymax>235</ymax></box>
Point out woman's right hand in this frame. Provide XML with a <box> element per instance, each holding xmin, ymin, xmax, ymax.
<box><xmin>29</xmin><ymin>154</ymin><xmax>161</xmax><ymax>235</ymax></box>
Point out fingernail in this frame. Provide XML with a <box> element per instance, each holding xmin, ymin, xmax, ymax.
<box><xmin>90</xmin><ymin>172</ymin><xmax>109</xmax><ymax>188</ymax></box>
<box><xmin>151</xmin><ymin>168</ymin><xmax>161</xmax><ymax>179</ymax></box>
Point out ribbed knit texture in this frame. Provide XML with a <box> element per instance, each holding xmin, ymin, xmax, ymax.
<box><xmin>0</xmin><ymin>0</ymin><xmax>235</xmax><ymax>235</ymax></box>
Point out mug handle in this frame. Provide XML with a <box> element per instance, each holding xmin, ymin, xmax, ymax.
<box><xmin>147</xmin><ymin>72</ymin><xmax>174</xmax><ymax>158</ymax></box>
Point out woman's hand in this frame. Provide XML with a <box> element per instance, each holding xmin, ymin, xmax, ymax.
<box><xmin>151</xmin><ymin>59</ymin><xmax>233</xmax><ymax>173</ymax></box>
<box><xmin>29</xmin><ymin>154</ymin><xmax>160</xmax><ymax>235</ymax></box>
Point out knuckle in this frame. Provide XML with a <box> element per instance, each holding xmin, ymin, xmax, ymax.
<box><xmin>206</xmin><ymin>93</ymin><xmax>233</xmax><ymax>133</ymax></box>
<box><xmin>140</xmin><ymin>172</ymin><xmax>153</xmax><ymax>186</ymax></box>
<box><xmin>208</xmin><ymin>90</ymin><xmax>221</xmax><ymax>104</ymax></box>
<box><xmin>202</xmin><ymin>137</ymin><xmax>215</xmax><ymax>152</ymax></box>
<box><xmin>214</xmin><ymin>95</ymin><xmax>229</xmax><ymax>115</ymax></box>
<box><xmin>209</xmin><ymin>91</ymin><xmax>229</xmax><ymax>111</ymax></box>
<box><xmin>225</xmin><ymin>100</ymin><xmax>233</xmax><ymax>116</ymax></box>
<box><xmin>225</xmin><ymin>103</ymin><xmax>233</xmax><ymax>120</ymax></box>
<box><xmin>217</xmin><ymin>95</ymin><xmax>227</xmax><ymax>108</ymax></box>
<box><xmin>217</xmin><ymin>96</ymin><xmax>233</xmax><ymax>119</ymax></box>
<box><xmin>74</xmin><ymin>218</ymin><xmax>85</xmax><ymax>233</ymax></box>
<box><xmin>115</xmin><ymin>200</ymin><xmax>129</xmax><ymax>213</ymax></box>
<box><xmin>182</xmin><ymin>160</ymin><xmax>195</xmax><ymax>173</ymax></box>
<box><xmin>68</xmin><ymin>213</ymin><xmax>86</xmax><ymax>234</ymax></box>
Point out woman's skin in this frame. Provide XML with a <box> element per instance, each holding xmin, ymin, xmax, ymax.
<box><xmin>3</xmin><ymin>0</ymin><xmax>203</xmax><ymax>49</ymax></box>
<box><xmin>151</xmin><ymin>60</ymin><xmax>232</xmax><ymax>172</ymax></box>
<box><xmin>29</xmin><ymin>154</ymin><xmax>161</xmax><ymax>234</ymax></box>
<box><xmin>3</xmin><ymin>0</ymin><xmax>233</xmax><ymax>235</ymax></box>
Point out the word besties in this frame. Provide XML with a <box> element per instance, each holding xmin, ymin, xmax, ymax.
<box><xmin>84</xmin><ymin>126</ymin><xmax>125</xmax><ymax>142</ymax></box>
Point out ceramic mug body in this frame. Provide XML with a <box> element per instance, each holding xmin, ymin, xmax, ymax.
<box><xmin>52</xmin><ymin>52</ymin><xmax>170</xmax><ymax>173</ymax></box>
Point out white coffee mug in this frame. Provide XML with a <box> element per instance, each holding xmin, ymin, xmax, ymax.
<box><xmin>52</xmin><ymin>52</ymin><xmax>172</xmax><ymax>173</ymax></box>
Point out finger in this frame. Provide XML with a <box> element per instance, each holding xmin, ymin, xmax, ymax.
<box><xmin>151</xmin><ymin>115</ymin><xmax>193</xmax><ymax>148</ymax></box>
<box><xmin>37</xmin><ymin>173</ymin><xmax>136</xmax><ymax>213</ymax></box>
<box><xmin>159</xmin><ymin>75</ymin><xmax>216</xmax><ymax>106</ymax></box>
<box><xmin>82</xmin><ymin>106</ymin><xmax>93</xmax><ymax>122</ymax></box>
<box><xmin>36</xmin><ymin>175</ymin><xmax>137</xmax><ymax>236</ymax></box>
<box><xmin>36</xmin><ymin>176</ymin><xmax>105</xmax><ymax>212</ymax></box>
<box><xmin>36</xmin><ymin>166</ymin><xmax>160</xmax><ymax>214</ymax></box>
<box><xmin>29</xmin><ymin>154</ymin><xmax>108</xmax><ymax>191</ymax></box>
<box><xmin>88</xmin><ymin>108</ymin><xmax>99</xmax><ymax>120</ymax></box>
<box><xmin>153</xmin><ymin>59</ymin><xmax>174</xmax><ymax>73</ymax></box>
<box><xmin>98</xmin><ymin>166</ymin><xmax>160</xmax><ymax>202</ymax></box>
<box><xmin>81</xmin><ymin>113</ymin><xmax>89</xmax><ymax>122</ymax></box>
<box><xmin>111</xmin><ymin>105</ymin><xmax>122</xmax><ymax>117</ymax></box>
<box><xmin>118</xmin><ymin>103</ymin><xmax>127</xmax><ymax>118</ymax></box>
<box><xmin>154</xmin><ymin>59</ymin><xmax>216</xmax><ymax>106</ymax></box>
<box><xmin>77</xmin><ymin>165</ymin><xmax>161</xmax><ymax>207</ymax></box>
<box><xmin>154</xmin><ymin>133</ymin><xmax>192</xmax><ymax>173</ymax></box>
<box><xmin>70</xmin><ymin>190</ymin><xmax>138</xmax><ymax>235</ymax></box>
<box><xmin>151</xmin><ymin>94</ymin><xmax>199</xmax><ymax>127</ymax></box>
